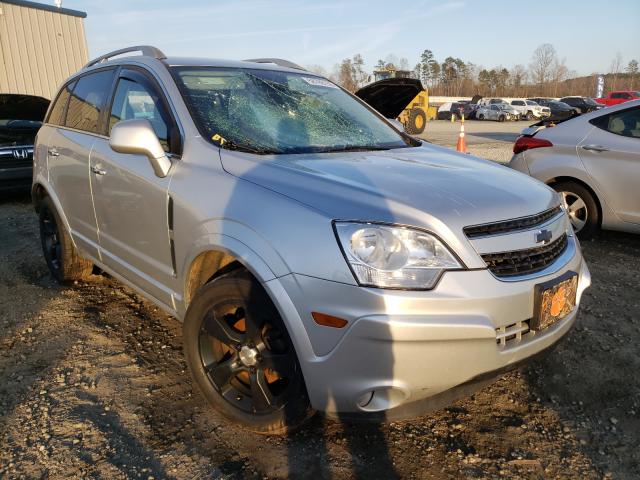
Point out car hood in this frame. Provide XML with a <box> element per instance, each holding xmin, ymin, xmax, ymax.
<box><xmin>354</xmin><ymin>78</ymin><xmax>423</xmax><ymax>118</ymax></box>
<box><xmin>0</xmin><ymin>94</ymin><xmax>49</xmax><ymax>121</ymax></box>
<box><xmin>220</xmin><ymin>143</ymin><xmax>558</xmax><ymax>245</ymax></box>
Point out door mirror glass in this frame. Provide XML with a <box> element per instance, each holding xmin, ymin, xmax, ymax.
<box><xmin>110</xmin><ymin>119</ymin><xmax>171</xmax><ymax>177</ymax></box>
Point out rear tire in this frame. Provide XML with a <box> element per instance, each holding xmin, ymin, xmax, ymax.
<box><xmin>405</xmin><ymin>108</ymin><xmax>427</xmax><ymax>134</ymax></box>
<box><xmin>552</xmin><ymin>181</ymin><xmax>599</xmax><ymax>240</ymax></box>
<box><xmin>38</xmin><ymin>196</ymin><xmax>93</xmax><ymax>283</ymax></box>
<box><xmin>183</xmin><ymin>270</ymin><xmax>312</xmax><ymax>434</ymax></box>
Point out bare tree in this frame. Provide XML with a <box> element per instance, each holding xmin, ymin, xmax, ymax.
<box><xmin>627</xmin><ymin>59</ymin><xmax>639</xmax><ymax>89</ymax></box>
<box><xmin>398</xmin><ymin>57</ymin><xmax>410</xmax><ymax>71</ymax></box>
<box><xmin>306</xmin><ymin>65</ymin><xmax>328</xmax><ymax>77</ymax></box>
<box><xmin>551</xmin><ymin>58</ymin><xmax>569</xmax><ymax>96</ymax></box>
<box><xmin>530</xmin><ymin>43</ymin><xmax>557</xmax><ymax>94</ymax></box>
<box><xmin>610</xmin><ymin>52</ymin><xmax>623</xmax><ymax>91</ymax></box>
<box><xmin>351</xmin><ymin>54</ymin><xmax>368</xmax><ymax>88</ymax></box>
<box><xmin>510</xmin><ymin>64</ymin><xmax>528</xmax><ymax>97</ymax></box>
<box><xmin>335</xmin><ymin>58</ymin><xmax>357</xmax><ymax>92</ymax></box>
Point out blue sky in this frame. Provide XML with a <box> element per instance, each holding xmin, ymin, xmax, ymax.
<box><xmin>62</xmin><ymin>0</ymin><xmax>640</xmax><ymax>76</ymax></box>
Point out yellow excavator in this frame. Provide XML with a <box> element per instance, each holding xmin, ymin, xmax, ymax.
<box><xmin>355</xmin><ymin>67</ymin><xmax>435</xmax><ymax>135</ymax></box>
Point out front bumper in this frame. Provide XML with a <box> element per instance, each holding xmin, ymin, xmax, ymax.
<box><xmin>268</xmin><ymin>242</ymin><xmax>590</xmax><ymax>418</ymax></box>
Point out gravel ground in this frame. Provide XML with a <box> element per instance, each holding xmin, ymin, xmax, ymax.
<box><xmin>418</xmin><ymin>118</ymin><xmax>527</xmax><ymax>163</ymax></box>
<box><xmin>1</xmin><ymin>132</ymin><xmax>639</xmax><ymax>479</ymax></box>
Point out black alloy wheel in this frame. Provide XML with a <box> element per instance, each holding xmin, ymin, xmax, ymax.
<box><xmin>184</xmin><ymin>270</ymin><xmax>311</xmax><ymax>433</ymax></box>
<box><xmin>199</xmin><ymin>299</ymin><xmax>294</xmax><ymax>414</ymax></box>
<box><xmin>40</xmin><ymin>204</ymin><xmax>62</xmax><ymax>275</ymax></box>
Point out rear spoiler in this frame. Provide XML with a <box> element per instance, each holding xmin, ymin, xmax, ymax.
<box><xmin>524</xmin><ymin>112</ymin><xmax>580</xmax><ymax>134</ymax></box>
<box><xmin>520</xmin><ymin>125</ymin><xmax>547</xmax><ymax>136</ymax></box>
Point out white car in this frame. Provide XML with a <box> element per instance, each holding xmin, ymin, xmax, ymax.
<box><xmin>476</xmin><ymin>104</ymin><xmax>518</xmax><ymax>122</ymax></box>
<box><xmin>510</xmin><ymin>99</ymin><xmax>551</xmax><ymax>120</ymax></box>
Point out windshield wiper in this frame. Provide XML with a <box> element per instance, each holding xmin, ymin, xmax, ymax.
<box><xmin>217</xmin><ymin>138</ymin><xmax>280</xmax><ymax>155</ymax></box>
<box><xmin>320</xmin><ymin>145</ymin><xmax>392</xmax><ymax>153</ymax></box>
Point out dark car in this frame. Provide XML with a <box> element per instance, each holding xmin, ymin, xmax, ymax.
<box><xmin>0</xmin><ymin>94</ymin><xmax>49</xmax><ymax>193</ymax></box>
<box><xmin>437</xmin><ymin>101</ymin><xmax>466</xmax><ymax>120</ymax></box>
<box><xmin>560</xmin><ymin>96</ymin><xmax>603</xmax><ymax>114</ymax></box>
<box><xmin>528</xmin><ymin>98</ymin><xmax>577</xmax><ymax>122</ymax></box>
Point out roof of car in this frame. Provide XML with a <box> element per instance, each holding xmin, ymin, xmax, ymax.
<box><xmin>165</xmin><ymin>57</ymin><xmax>307</xmax><ymax>72</ymax></box>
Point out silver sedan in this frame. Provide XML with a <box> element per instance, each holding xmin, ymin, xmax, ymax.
<box><xmin>509</xmin><ymin>100</ymin><xmax>640</xmax><ymax>239</ymax></box>
<box><xmin>476</xmin><ymin>104</ymin><xmax>519</xmax><ymax>122</ymax></box>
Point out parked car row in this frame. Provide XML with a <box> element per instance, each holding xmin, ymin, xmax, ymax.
<box><xmin>436</xmin><ymin>95</ymin><xmax>615</xmax><ymax>123</ymax></box>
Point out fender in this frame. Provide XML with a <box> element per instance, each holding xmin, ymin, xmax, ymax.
<box><xmin>178</xmin><ymin>230</ymin><xmax>281</xmax><ymax>319</ymax></box>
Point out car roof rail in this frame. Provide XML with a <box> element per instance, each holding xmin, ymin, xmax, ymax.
<box><xmin>84</xmin><ymin>45</ymin><xmax>167</xmax><ymax>69</ymax></box>
<box><xmin>243</xmin><ymin>58</ymin><xmax>306</xmax><ymax>71</ymax></box>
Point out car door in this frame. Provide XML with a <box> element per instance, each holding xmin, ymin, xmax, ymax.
<box><xmin>89</xmin><ymin>67</ymin><xmax>182</xmax><ymax>307</ymax></box>
<box><xmin>578</xmin><ymin>104</ymin><xmax>640</xmax><ymax>224</ymax></box>
<box><xmin>489</xmin><ymin>105</ymin><xmax>499</xmax><ymax>120</ymax></box>
<box><xmin>46</xmin><ymin>69</ymin><xmax>117</xmax><ymax>259</ymax></box>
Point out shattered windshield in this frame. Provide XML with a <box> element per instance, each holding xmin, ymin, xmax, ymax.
<box><xmin>171</xmin><ymin>67</ymin><xmax>412</xmax><ymax>155</ymax></box>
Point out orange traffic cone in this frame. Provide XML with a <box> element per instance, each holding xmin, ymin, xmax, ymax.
<box><xmin>456</xmin><ymin>115</ymin><xmax>467</xmax><ymax>153</ymax></box>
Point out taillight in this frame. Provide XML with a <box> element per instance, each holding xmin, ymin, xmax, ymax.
<box><xmin>513</xmin><ymin>135</ymin><xmax>553</xmax><ymax>154</ymax></box>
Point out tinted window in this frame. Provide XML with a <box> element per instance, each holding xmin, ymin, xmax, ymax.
<box><xmin>48</xmin><ymin>81</ymin><xmax>75</xmax><ymax>126</ymax></box>
<box><xmin>65</xmin><ymin>70</ymin><xmax>115</xmax><ymax>133</ymax></box>
<box><xmin>512</xmin><ymin>100</ymin><xmax>524</xmax><ymax>106</ymax></box>
<box><xmin>109</xmin><ymin>77</ymin><xmax>171</xmax><ymax>152</ymax></box>
<box><xmin>611</xmin><ymin>93</ymin><xmax>622</xmax><ymax>99</ymax></box>
<box><xmin>590</xmin><ymin>106</ymin><xmax>640</xmax><ymax>138</ymax></box>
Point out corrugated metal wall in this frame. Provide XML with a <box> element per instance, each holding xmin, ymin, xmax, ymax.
<box><xmin>0</xmin><ymin>1</ymin><xmax>88</xmax><ymax>99</ymax></box>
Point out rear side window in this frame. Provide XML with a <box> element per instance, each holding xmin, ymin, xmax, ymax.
<box><xmin>109</xmin><ymin>77</ymin><xmax>171</xmax><ymax>152</ymax></box>
<box><xmin>512</xmin><ymin>100</ymin><xmax>524</xmax><ymax>106</ymax></box>
<box><xmin>65</xmin><ymin>70</ymin><xmax>115</xmax><ymax>134</ymax></box>
<box><xmin>590</xmin><ymin>106</ymin><xmax>640</xmax><ymax>138</ymax></box>
<box><xmin>47</xmin><ymin>81</ymin><xmax>75</xmax><ymax>126</ymax></box>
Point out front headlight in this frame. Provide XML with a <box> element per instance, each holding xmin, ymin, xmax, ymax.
<box><xmin>334</xmin><ymin>222</ymin><xmax>463</xmax><ymax>289</ymax></box>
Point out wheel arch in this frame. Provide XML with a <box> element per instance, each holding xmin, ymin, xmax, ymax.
<box><xmin>547</xmin><ymin>176</ymin><xmax>603</xmax><ymax>226</ymax></box>
<box><xmin>180</xmin><ymin>235</ymin><xmax>281</xmax><ymax>315</ymax></box>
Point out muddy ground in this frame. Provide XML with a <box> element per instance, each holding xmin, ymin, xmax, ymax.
<box><xmin>1</xmin><ymin>181</ymin><xmax>639</xmax><ymax>479</ymax></box>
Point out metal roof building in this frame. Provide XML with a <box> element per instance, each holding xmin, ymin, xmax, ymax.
<box><xmin>0</xmin><ymin>0</ymin><xmax>88</xmax><ymax>99</ymax></box>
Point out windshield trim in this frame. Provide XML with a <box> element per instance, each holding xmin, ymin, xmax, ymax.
<box><xmin>169</xmin><ymin>66</ymin><xmax>419</xmax><ymax>155</ymax></box>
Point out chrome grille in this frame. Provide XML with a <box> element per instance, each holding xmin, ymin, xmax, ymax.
<box><xmin>496</xmin><ymin>320</ymin><xmax>530</xmax><ymax>347</ymax></box>
<box><xmin>0</xmin><ymin>149</ymin><xmax>33</xmax><ymax>170</ymax></box>
<box><xmin>464</xmin><ymin>206</ymin><xmax>562</xmax><ymax>238</ymax></box>
<box><xmin>481</xmin><ymin>233</ymin><xmax>568</xmax><ymax>277</ymax></box>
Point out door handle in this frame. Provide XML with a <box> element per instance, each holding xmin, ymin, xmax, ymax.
<box><xmin>581</xmin><ymin>144</ymin><xmax>609</xmax><ymax>152</ymax></box>
<box><xmin>48</xmin><ymin>148</ymin><xmax>60</xmax><ymax>157</ymax></box>
<box><xmin>91</xmin><ymin>165</ymin><xmax>107</xmax><ymax>176</ymax></box>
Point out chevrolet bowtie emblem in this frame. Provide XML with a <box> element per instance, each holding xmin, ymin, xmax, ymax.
<box><xmin>535</xmin><ymin>229</ymin><xmax>553</xmax><ymax>244</ymax></box>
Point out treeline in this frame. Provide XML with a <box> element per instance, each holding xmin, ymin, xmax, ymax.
<box><xmin>312</xmin><ymin>44</ymin><xmax>639</xmax><ymax>98</ymax></box>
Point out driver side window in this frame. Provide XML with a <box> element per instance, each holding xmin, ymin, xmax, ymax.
<box><xmin>109</xmin><ymin>77</ymin><xmax>171</xmax><ymax>152</ymax></box>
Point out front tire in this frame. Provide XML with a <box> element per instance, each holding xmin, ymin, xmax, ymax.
<box><xmin>183</xmin><ymin>270</ymin><xmax>312</xmax><ymax>434</ymax></box>
<box><xmin>405</xmin><ymin>108</ymin><xmax>427</xmax><ymax>134</ymax></box>
<box><xmin>553</xmin><ymin>181</ymin><xmax>600</xmax><ymax>239</ymax></box>
<box><xmin>38</xmin><ymin>196</ymin><xmax>93</xmax><ymax>283</ymax></box>
<box><xmin>526</xmin><ymin>111</ymin><xmax>534</xmax><ymax>120</ymax></box>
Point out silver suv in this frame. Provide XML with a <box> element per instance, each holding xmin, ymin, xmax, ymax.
<box><xmin>33</xmin><ymin>46</ymin><xmax>591</xmax><ymax>433</ymax></box>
